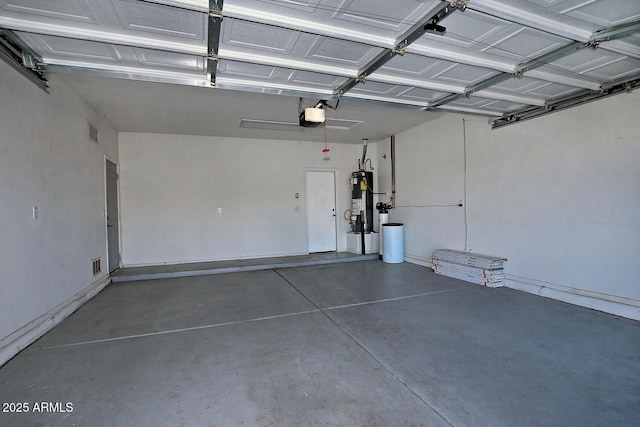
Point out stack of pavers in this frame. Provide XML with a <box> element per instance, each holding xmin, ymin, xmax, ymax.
<box><xmin>432</xmin><ymin>249</ymin><xmax>506</xmax><ymax>287</ymax></box>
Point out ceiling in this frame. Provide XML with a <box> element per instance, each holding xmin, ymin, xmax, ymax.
<box><xmin>47</xmin><ymin>73</ymin><xmax>444</xmax><ymax>142</ymax></box>
<box><xmin>1</xmin><ymin>0</ymin><xmax>639</xmax><ymax>138</ymax></box>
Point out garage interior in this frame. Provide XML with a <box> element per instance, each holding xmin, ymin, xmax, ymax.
<box><xmin>1</xmin><ymin>0</ymin><xmax>639</xmax><ymax>425</ymax></box>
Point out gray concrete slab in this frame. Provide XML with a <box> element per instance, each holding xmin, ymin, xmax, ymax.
<box><xmin>34</xmin><ymin>270</ymin><xmax>316</xmax><ymax>348</ymax></box>
<box><xmin>324</xmin><ymin>284</ymin><xmax>640</xmax><ymax>427</ymax></box>
<box><xmin>0</xmin><ymin>312</ymin><xmax>449</xmax><ymax>427</ymax></box>
<box><xmin>1</xmin><ymin>261</ymin><xmax>639</xmax><ymax>426</ymax></box>
<box><xmin>276</xmin><ymin>261</ymin><xmax>465</xmax><ymax>308</ymax></box>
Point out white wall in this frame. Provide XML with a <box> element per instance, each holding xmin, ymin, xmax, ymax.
<box><xmin>0</xmin><ymin>62</ymin><xmax>119</xmax><ymax>364</ymax></box>
<box><xmin>119</xmin><ymin>133</ymin><xmax>373</xmax><ymax>266</ymax></box>
<box><xmin>385</xmin><ymin>91</ymin><xmax>640</xmax><ymax>319</ymax></box>
<box><xmin>377</xmin><ymin>118</ymin><xmax>467</xmax><ymax>266</ymax></box>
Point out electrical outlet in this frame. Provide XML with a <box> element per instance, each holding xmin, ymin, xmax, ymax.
<box><xmin>33</xmin><ymin>206</ymin><xmax>38</xmax><ymax>219</ymax></box>
<box><xmin>217</xmin><ymin>207</ymin><xmax>222</xmax><ymax>214</ymax></box>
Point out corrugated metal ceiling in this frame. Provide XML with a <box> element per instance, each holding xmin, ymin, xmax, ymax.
<box><xmin>0</xmin><ymin>0</ymin><xmax>638</xmax><ymax>128</ymax></box>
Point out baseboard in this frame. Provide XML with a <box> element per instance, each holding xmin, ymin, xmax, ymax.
<box><xmin>0</xmin><ymin>275</ymin><xmax>111</xmax><ymax>367</ymax></box>
<box><xmin>504</xmin><ymin>274</ymin><xmax>640</xmax><ymax>321</ymax></box>
<box><xmin>404</xmin><ymin>254</ymin><xmax>433</xmax><ymax>268</ymax></box>
<box><xmin>403</xmin><ymin>257</ymin><xmax>640</xmax><ymax>321</ymax></box>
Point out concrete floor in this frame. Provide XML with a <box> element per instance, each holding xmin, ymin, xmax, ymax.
<box><xmin>1</xmin><ymin>260</ymin><xmax>639</xmax><ymax>426</ymax></box>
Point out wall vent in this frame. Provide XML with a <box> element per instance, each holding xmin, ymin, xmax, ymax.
<box><xmin>89</xmin><ymin>123</ymin><xmax>98</xmax><ymax>143</ymax></box>
<box><xmin>92</xmin><ymin>258</ymin><xmax>101</xmax><ymax>275</ymax></box>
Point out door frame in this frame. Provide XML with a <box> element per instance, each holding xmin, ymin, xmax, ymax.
<box><xmin>304</xmin><ymin>168</ymin><xmax>339</xmax><ymax>254</ymax></box>
<box><xmin>104</xmin><ymin>155</ymin><xmax>122</xmax><ymax>274</ymax></box>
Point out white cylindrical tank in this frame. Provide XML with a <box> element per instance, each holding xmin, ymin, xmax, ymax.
<box><xmin>382</xmin><ymin>223</ymin><xmax>404</xmax><ymax>263</ymax></box>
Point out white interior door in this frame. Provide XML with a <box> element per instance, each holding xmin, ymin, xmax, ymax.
<box><xmin>306</xmin><ymin>171</ymin><xmax>337</xmax><ymax>253</ymax></box>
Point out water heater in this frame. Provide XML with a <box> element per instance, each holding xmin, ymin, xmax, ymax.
<box><xmin>351</xmin><ymin>170</ymin><xmax>373</xmax><ymax>233</ymax></box>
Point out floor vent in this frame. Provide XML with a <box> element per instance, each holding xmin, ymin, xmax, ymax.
<box><xmin>92</xmin><ymin>258</ymin><xmax>101</xmax><ymax>275</ymax></box>
<box><xmin>89</xmin><ymin>123</ymin><xmax>98</xmax><ymax>143</ymax></box>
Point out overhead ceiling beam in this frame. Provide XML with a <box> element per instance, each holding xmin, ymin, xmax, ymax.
<box><xmin>600</xmin><ymin>71</ymin><xmax>640</xmax><ymax>92</ymax></box>
<box><xmin>466</xmin><ymin>0</ymin><xmax>594</xmax><ymax>42</ymax></box>
<box><xmin>216</xmin><ymin>40</ymin><xmax>546</xmax><ymax>107</ymax></box>
<box><xmin>435</xmin><ymin>104</ymin><xmax>503</xmax><ymax>117</ymax></box>
<box><xmin>217</xmin><ymin>48</ymin><xmax>359</xmax><ymax>79</ymax></box>
<box><xmin>0</xmin><ymin>29</ymin><xmax>48</xmax><ymax>91</ymax></box>
<box><xmin>428</xmin><ymin>15</ymin><xmax>640</xmax><ymax>110</ymax></box>
<box><xmin>405</xmin><ymin>41</ymin><xmax>602</xmax><ymax>90</ymax></box>
<box><xmin>474</xmin><ymin>89</ymin><xmax>546</xmax><ymax>107</ymax></box>
<box><xmin>368</xmin><ymin>72</ymin><xmax>545</xmax><ymax>106</ymax></box>
<box><xmin>137</xmin><ymin>0</ymin><xmax>210</xmax><ymax>13</ymax></box>
<box><xmin>207</xmin><ymin>0</ymin><xmax>223</xmax><ymax>86</ymax></box>
<box><xmin>0</xmin><ymin>16</ymin><xmax>207</xmax><ymax>56</ymax></box>
<box><xmin>215</xmin><ymin>76</ymin><xmax>335</xmax><ymax>99</ymax></box>
<box><xmin>598</xmin><ymin>39</ymin><xmax>640</xmax><ymax>60</ymax></box>
<box><xmin>588</xmin><ymin>19</ymin><xmax>640</xmax><ymax>60</ymax></box>
<box><xmin>427</xmin><ymin>41</ymin><xmax>585</xmax><ymax>108</ymax></box>
<box><xmin>406</xmin><ymin>42</ymin><xmax>514</xmax><ymax>73</ymax></box>
<box><xmin>522</xmin><ymin>18</ymin><xmax>640</xmax><ymax>82</ymax></box>
<box><xmin>43</xmin><ymin>63</ymin><xmax>210</xmax><ymax>87</ymax></box>
<box><xmin>468</xmin><ymin>1</ymin><xmax>640</xmax><ymax>59</ymax></box>
<box><xmin>366</xmin><ymin>72</ymin><xmax>463</xmax><ymax>94</ymax></box>
<box><xmin>219</xmin><ymin>72</ymin><xmax>499</xmax><ymax>116</ymax></box>
<box><xmin>224</xmin><ymin>10</ymin><xmax>514</xmax><ymax>75</ymax></box>
<box><xmin>515</xmin><ymin>41</ymin><xmax>585</xmax><ymax>75</ymax></box>
<box><xmin>221</xmin><ymin>7</ymin><xmax>602</xmax><ymax>91</ymax></box>
<box><xmin>222</xmin><ymin>4</ymin><xmax>395</xmax><ymax>48</ymax></box>
<box><xmin>343</xmin><ymin>92</ymin><xmax>431</xmax><ymax>109</ymax></box>
<box><xmin>526</xmin><ymin>69</ymin><xmax>601</xmax><ymax>91</ymax></box>
<box><xmin>490</xmin><ymin>73</ymin><xmax>640</xmax><ymax>129</ymax></box>
<box><xmin>344</xmin><ymin>92</ymin><xmax>509</xmax><ymax>118</ymax></box>
<box><xmin>344</xmin><ymin>87</ymin><xmax>503</xmax><ymax>117</ymax></box>
<box><xmin>428</xmin><ymin>72</ymin><xmax>512</xmax><ymax>108</ymax></box>
<box><xmin>589</xmin><ymin>19</ymin><xmax>640</xmax><ymax>43</ymax></box>
<box><xmin>337</xmin><ymin>91</ymin><xmax>504</xmax><ymax>117</ymax></box>
<box><xmin>213</xmin><ymin>51</ymin><xmax>545</xmax><ymax>108</ymax></box>
<box><xmin>335</xmin><ymin>1</ymin><xmax>465</xmax><ymax>97</ymax></box>
<box><xmin>17</xmin><ymin>17</ymin><xmax>541</xmax><ymax>109</ymax></box>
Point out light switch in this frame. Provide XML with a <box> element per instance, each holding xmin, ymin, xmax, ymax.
<box><xmin>217</xmin><ymin>207</ymin><xmax>222</xmax><ymax>214</ymax></box>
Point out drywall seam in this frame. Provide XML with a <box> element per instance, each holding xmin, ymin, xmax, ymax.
<box><xmin>0</xmin><ymin>276</ymin><xmax>111</xmax><ymax>367</ymax></box>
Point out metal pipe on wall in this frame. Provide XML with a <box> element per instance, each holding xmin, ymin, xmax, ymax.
<box><xmin>390</xmin><ymin>135</ymin><xmax>396</xmax><ymax>207</ymax></box>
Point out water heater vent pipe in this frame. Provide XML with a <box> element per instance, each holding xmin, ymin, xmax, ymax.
<box><xmin>361</xmin><ymin>138</ymin><xmax>368</xmax><ymax>170</ymax></box>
